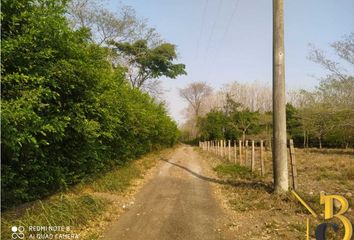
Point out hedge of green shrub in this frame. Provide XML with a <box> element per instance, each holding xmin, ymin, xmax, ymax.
<box><xmin>1</xmin><ymin>0</ymin><xmax>178</xmax><ymax>209</ymax></box>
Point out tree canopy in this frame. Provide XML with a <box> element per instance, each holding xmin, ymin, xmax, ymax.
<box><xmin>1</xmin><ymin>0</ymin><xmax>179</xmax><ymax>209</ymax></box>
<box><xmin>110</xmin><ymin>39</ymin><xmax>186</xmax><ymax>89</ymax></box>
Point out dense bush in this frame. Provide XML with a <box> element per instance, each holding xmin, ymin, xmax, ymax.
<box><xmin>197</xmin><ymin>98</ymin><xmax>262</xmax><ymax>142</ymax></box>
<box><xmin>1</xmin><ymin>0</ymin><xmax>178</xmax><ymax>209</ymax></box>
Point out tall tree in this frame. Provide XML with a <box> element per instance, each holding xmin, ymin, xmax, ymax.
<box><xmin>179</xmin><ymin>82</ymin><xmax>212</xmax><ymax>119</ymax></box>
<box><xmin>67</xmin><ymin>0</ymin><xmax>161</xmax><ymax>46</ymax></box>
<box><xmin>225</xmin><ymin>81</ymin><xmax>272</xmax><ymax>112</ymax></box>
<box><xmin>224</xmin><ymin>97</ymin><xmax>260</xmax><ymax>142</ymax></box>
<box><xmin>306</xmin><ymin>33</ymin><xmax>354</xmax><ymax>148</ymax></box>
<box><xmin>110</xmin><ymin>40</ymin><xmax>186</xmax><ymax>91</ymax></box>
<box><xmin>308</xmin><ymin>32</ymin><xmax>354</xmax><ymax>80</ymax></box>
<box><xmin>179</xmin><ymin>82</ymin><xmax>212</xmax><ymax>138</ymax></box>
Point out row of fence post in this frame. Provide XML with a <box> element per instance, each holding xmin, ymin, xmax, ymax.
<box><xmin>199</xmin><ymin>139</ymin><xmax>266</xmax><ymax>176</ymax></box>
<box><xmin>198</xmin><ymin>139</ymin><xmax>298</xmax><ymax>190</ymax></box>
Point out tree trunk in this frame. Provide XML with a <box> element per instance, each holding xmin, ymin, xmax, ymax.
<box><xmin>268</xmin><ymin>128</ymin><xmax>272</xmax><ymax>151</ymax></box>
<box><xmin>318</xmin><ymin>136</ymin><xmax>322</xmax><ymax>149</ymax></box>
<box><xmin>303</xmin><ymin>130</ymin><xmax>306</xmax><ymax>148</ymax></box>
<box><xmin>272</xmin><ymin>0</ymin><xmax>289</xmax><ymax>193</ymax></box>
<box><xmin>266</xmin><ymin>124</ymin><xmax>271</xmax><ymax>151</ymax></box>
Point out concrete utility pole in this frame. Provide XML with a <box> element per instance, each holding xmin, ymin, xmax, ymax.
<box><xmin>272</xmin><ymin>0</ymin><xmax>289</xmax><ymax>192</ymax></box>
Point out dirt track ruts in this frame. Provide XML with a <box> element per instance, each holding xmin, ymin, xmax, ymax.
<box><xmin>103</xmin><ymin>145</ymin><xmax>233</xmax><ymax>240</ymax></box>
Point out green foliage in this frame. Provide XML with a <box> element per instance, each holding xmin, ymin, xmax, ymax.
<box><xmin>305</xmin><ymin>34</ymin><xmax>354</xmax><ymax>148</ymax></box>
<box><xmin>296</xmin><ymin>77</ymin><xmax>354</xmax><ymax>148</ymax></box>
<box><xmin>227</xmin><ymin>109</ymin><xmax>261</xmax><ymax>140</ymax></box>
<box><xmin>1</xmin><ymin>194</ymin><xmax>109</xmax><ymax>239</ymax></box>
<box><xmin>1</xmin><ymin>0</ymin><xmax>179</xmax><ymax>209</ymax></box>
<box><xmin>214</xmin><ymin>164</ymin><xmax>256</xmax><ymax>180</ymax></box>
<box><xmin>198</xmin><ymin>99</ymin><xmax>261</xmax><ymax>141</ymax></box>
<box><xmin>110</xmin><ymin>39</ymin><xmax>186</xmax><ymax>88</ymax></box>
<box><xmin>196</xmin><ymin>76</ymin><xmax>353</xmax><ymax>148</ymax></box>
<box><xmin>198</xmin><ymin>110</ymin><xmax>226</xmax><ymax>140</ymax></box>
<box><xmin>286</xmin><ymin>103</ymin><xmax>303</xmax><ymax>140</ymax></box>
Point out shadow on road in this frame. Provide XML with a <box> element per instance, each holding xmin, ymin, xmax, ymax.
<box><xmin>160</xmin><ymin>158</ymin><xmax>273</xmax><ymax>193</ymax></box>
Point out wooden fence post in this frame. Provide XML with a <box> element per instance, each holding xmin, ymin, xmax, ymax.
<box><xmin>251</xmin><ymin>140</ymin><xmax>255</xmax><ymax>171</ymax></box>
<box><xmin>245</xmin><ymin>140</ymin><xmax>249</xmax><ymax>166</ymax></box>
<box><xmin>260</xmin><ymin>140</ymin><xmax>265</xmax><ymax>176</ymax></box>
<box><xmin>234</xmin><ymin>140</ymin><xmax>237</xmax><ymax>164</ymax></box>
<box><xmin>219</xmin><ymin>140</ymin><xmax>222</xmax><ymax>156</ymax></box>
<box><xmin>225</xmin><ymin>140</ymin><xmax>227</xmax><ymax>159</ymax></box>
<box><xmin>228</xmin><ymin>140</ymin><xmax>231</xmax><ymax>161</ymax></box>
<box><xmin>224</xmin><ymin>140</ymin><xmax>226</xmax><ymax>158</ymax></box>
<box><xmin>219</xmin><ymin>140</ymin><xmax>222</xmax><ymax>157</ymax></box>
<box><xmin>239</xmin><ymin>140</ymin><xmax>243</xmax><ymax>165</ymax></box>
<box><xmin>289</xmin><ymin>139</ymin><xmax>298</xmax><ymax>190</ymax></box>
<box><xmin>214</xmin><ymin>140</ymin><xmax>216</xmax><ymax>154</ymax></box>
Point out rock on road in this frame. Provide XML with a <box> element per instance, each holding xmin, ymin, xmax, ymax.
<box><xmin>103</xmin><ymin>146</ymin><xmax>233</xmax><ymax>240</ymax></box>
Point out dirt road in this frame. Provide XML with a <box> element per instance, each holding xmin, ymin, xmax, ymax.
<box><xmin>103</xmin><ymin>146</ymin><xmax>233</xmax><ymax>240</ymax></box>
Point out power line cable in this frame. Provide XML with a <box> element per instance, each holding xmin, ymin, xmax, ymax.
<box><xmin>204</xmin><ymin>0</ymin><xmax>224</xmax><ymax>60</ymax></box>
<box><xmin>207</xmin><ymin>0</ymin><xmax>241</xmax><ymax>78</ymax></box>
<box><xmin>195</xmin><ymin>0</ymin><xmax>209</xmax><ymax>59</ymax></box>
<box><xmin>221</xmin><ymin>0</ymin><xmax>240</xmax><ymax>41</ymax></box>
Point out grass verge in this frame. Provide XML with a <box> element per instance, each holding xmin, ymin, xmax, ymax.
<box><xmin>1</xmin><ymin>194</ymin><xmax>108</xmax><ymax>239</ymax></box>
<box><xmin>1</xmin><ymin>147</ymin><xmax>175</xmax><ymax>240</ymax></box>
<box><xmin>214</xmin><ymin>163</ymin><xmax>257</xmax><ymax>180</ymax></box>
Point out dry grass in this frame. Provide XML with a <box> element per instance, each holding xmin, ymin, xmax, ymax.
<box><xmin>198</xmin><ymin>146</ymin><xmax>354</xmax><ymax>240</ymax></box>
<box><xmin>1</xmin><ymin>147</ymin><xmax>177</xmax><ymax>240</ymax></box>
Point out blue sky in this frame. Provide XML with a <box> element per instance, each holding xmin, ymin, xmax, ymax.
<box><xmin>108</xmin><ymin>0</ymin><xmax>354</xmax><ymax>123</ymax></box>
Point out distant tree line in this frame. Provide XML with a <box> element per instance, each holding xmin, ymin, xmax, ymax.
<box><xmin>287</xmin><ymin>77</ymin><xmax>354</xmax><ymax>148</ymax></box>
<box><xmin>180</xmin><ymin>33</ymin><xmax>353</xmax><ymax>148</ymax></box>
<box><xmin>1</xmin><ymin>0</ymin><xmax>185</xmax><ymax>209</ymax></box>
